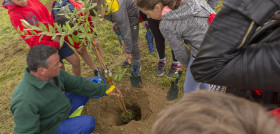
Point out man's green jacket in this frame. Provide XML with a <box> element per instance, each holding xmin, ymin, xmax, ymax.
<box><xmin>10</xmin><ymin>68</ymin><xmax>109</xmax><ymax>134</ymax></box>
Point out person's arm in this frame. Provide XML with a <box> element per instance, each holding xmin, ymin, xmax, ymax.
<box><xmin>190</xmin><ymin>1</ymin><xmax>280</xmax><ymax>91</ymax></box>
<box><xmin>11</xmin><ymin>100</ymin><xmax>40</xmax><ymax>134</ymax></box>
<box><xmin>160</xmin><ymin>26</ymin><xmax>190</xmax><ymax>66</ymax></box>
<box><xmin>59</xmin><ymin>70</ymin><xmax>109</xmax><ymax>96</ymax></box>
<box><xmin>9</xmin><ymin>12</ymin><xmax>60</xmax><ymax>49</ymax></box>
<box><xmin>113</xmin><ymin>7</ymin><xmax>134</xmax><ymax>54</ymax></box>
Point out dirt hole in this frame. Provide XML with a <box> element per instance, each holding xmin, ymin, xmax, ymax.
<box><xmin>117</xmin><ymin>103</ymin><xmax>142</xmax><ymax>126</ymax></box>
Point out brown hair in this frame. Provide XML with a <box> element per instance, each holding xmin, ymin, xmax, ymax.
<box><xmin>136</xmin><ymin>0</ymin><xmax>181</xmax><ymax>10</ymax></box>
<box><xmin>152</xmin><ymin>91</ymin><xmax>280</xmax><ymax>134</ymax></box>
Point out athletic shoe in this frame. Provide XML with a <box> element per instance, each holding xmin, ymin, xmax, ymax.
<box><xmin>167</xmin><ymin>63</ymin><xmax>178</xmax><ymax>77</ymax></box>
<box><xmin>156</xmin><ymin>61</ymin><xmax>166</xmax><ymax>76</ymax></box>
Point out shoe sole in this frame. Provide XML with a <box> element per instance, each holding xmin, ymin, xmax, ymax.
<box><xmin>157</xmin><ymin>72</ymin><xmax>164</xmax><ymax>76</ymax></box>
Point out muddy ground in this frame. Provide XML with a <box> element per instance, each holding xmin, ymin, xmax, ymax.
<box><xmin>84</xmin><ymin>79</ymin><xmax>175</xmax><ymax>134</ymax></box>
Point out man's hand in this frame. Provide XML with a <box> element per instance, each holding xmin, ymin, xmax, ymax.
<box><xmin>108</xmin><ymin>89</ymin><xmax>122</xmax><ymax>97</ymax></box>
<box><xmin>125</xmin><ymin>53</ymin><xmax>132</xmax><ymax>63</ymax></box>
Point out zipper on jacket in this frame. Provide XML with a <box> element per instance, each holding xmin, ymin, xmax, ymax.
<box><xmin>237</xmin><ymin>21</ymin><xmax>255</xmax><ymax>49</ymax></box>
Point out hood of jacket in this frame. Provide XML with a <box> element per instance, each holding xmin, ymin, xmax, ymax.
<box><xmin>162</xmin><ymin>0</ymin><xmax>214</xmax><ymax>20</ymax></box>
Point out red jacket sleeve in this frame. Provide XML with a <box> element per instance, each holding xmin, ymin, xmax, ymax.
<box><xmin>9</xmin><ymin>12</ymin><xmax>60</xmax><ymax>49</ymax></box>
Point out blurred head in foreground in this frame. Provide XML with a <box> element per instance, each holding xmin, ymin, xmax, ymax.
<box><xmin>152</xmin><ymin>91</ymin><xmax>280</xmax><ymax>134</ymax></box>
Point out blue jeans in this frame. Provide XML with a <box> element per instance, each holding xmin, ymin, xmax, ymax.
<box><xmin>184</xmin><ymin>57</ymin><xmax>210</xmax><ymax>94</ymax></box>
<box><xmin>56</xmin><ymin>93</ymin><xmax>94</xmax><ymax>134</ymax></box>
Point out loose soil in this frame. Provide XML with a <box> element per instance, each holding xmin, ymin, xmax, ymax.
<box><xmin>84</xmin><ymin>79</ymin><xmax>175</xmax><ymax>134</ymax></box>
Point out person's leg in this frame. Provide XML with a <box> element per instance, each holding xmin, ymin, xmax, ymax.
<box><xmin>130</xmin><ymin>24</ymin><xmax>141</xmax><ymax>75</ymax></box>
<box><xmin>65</xmin><ymin>54</ymin><xmax>81</xmax><ymax>76</ymax></box>
<box><xmin>148</xmin><ymin>18</ymin><xmax>166</xmax><ymax>76</ymax></box>
<box><xmin>166</xmin><ymin>50</ymin><xmax>179</xmax><ymax>77</ymax></box>
<box><xmin>77</xmin><ymin>46</ymin><xmax>98</xmax><ymax>71</ymax></box>
<box><xmin>76</xmin><ymin>46</ymin><xmax>99</xmax><ymax>77</ymax></box>
<box><xmin>171</xmin><ymin>50</ymin><xmax>178</xmax><ymax>62</ymax></box>
<box><xmin>64</xmin><ymin>92</ymin><xmax>90</xmax><ymax>114</ymax></box>
<box><xmin>184</xmin><ymin>57</ymin><xmax>202</xmax><ymax>94</ymax></box>
<box><xmin>56</xmin><ymin>115</ymin><xmax>95</xmax><ymax>134</ymax></box>
<box><xmin>59</xmin><ymin>42</ymin><xmax>81</xmax><ymax>76</ymax></box>
<box><xmin>147</xmin><ymin>18</ymin><xmax>165</xmax><ymax>60</ymax></box>
<box><xmin>199</xmin><ymin>83</ymin><xmax>211</xmax><ymax>91</ymax></box>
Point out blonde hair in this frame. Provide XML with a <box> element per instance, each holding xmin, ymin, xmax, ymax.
<box><xmin>152</xmin><ymin>91</ymin><xmax>280</xmax><ymax>134</ymax></box>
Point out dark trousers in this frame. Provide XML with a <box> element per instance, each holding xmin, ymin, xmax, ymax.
<box><xmin>147</xmin><ymin>18</ymin><xmax>177</xmax><ymax>62</ymax></box>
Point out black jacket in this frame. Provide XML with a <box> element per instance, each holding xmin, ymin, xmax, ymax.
<box><xmin>191</xmin><ymin>0</ymin><xmax>280</xmax><ymax>91</ymax></box>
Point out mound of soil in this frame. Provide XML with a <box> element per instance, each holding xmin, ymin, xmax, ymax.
<box><xmin>83</xmin><ymin>78</ymin><xmax>175</xmax><ymax>134</ymax></box>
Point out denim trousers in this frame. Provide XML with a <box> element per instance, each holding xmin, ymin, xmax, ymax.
<box><xmin>184</xmin><ymin>57</ymin><xmax>210</xmax><ymax>94</ymax></box>
<box><xmin>56</xmin><ymin>93</ymin><xmax>94</xmax><ymax>134</ymax></box>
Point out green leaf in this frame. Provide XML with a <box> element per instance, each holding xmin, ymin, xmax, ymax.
<box><xmin>39</xmin><ymin>35</ymin><xmax>44</xmax><ymax>42</ymax></box>
<box><xmin>38</xmin><ymin>22</ymin><xmax>48</xmax><ymax>31</ymax></box>
<box><xmin>30</xmin><ymin>30</ymin><xmax>37</xmax><ymax>35</ymax></box>
<box><xmin>60</xmin><ymin>35</ymin><xmax>65</xmax><ymax>47</ymax></box>
<box><xmin>124</xmin><ymin>68</ymin><xmax>128</xmax><ymax>72</ymax></box>
<box><xmin>54</xmin><ymin>23</ymin><xmax>62</xmax><ymax>33</ymax></box>
<box><xmin>114</xmin><ymin>75</ymin><xmax>118</xmax><ymax>81</ymax></box>
<box><xmin>68</xmin><ymin>36</ymin><xmax>74</xmax><ymax>46</ymax></box>
<box><xmin>79</xmin><ymin>41</ymin><xmax>84</xmax><ymax>48</ymax></box>
<box><xmin>62</xmin><ymin>25</ymin><xmax>68</xmax><ymax>32</ymax></box>
<box><xmin>25</xmin><ymin>35</ymin><xmax>32</xmax><ymax>39</ymax></box>
<box><xmin>21</xmin><ymin>19</ymin><xmax>31</xmax><ymax>27</ymax></box>
<box><xmin>65</xmin><ymin>22</ymin><xmax>71</xmax><ymax>31</ymax></box>
<box><xmin>72</xmin><ymin>34</ymin><xmax>79</xmax><ymax>43</ymax></box>
<box><xmin>23</xmin><ymin>29</ymin><xmax>28</xmax><ymax>35</ymax></box>
<box><xmin>119</xmin><ymin>75</ymin><xmax>123</xmax><ymax>81</ymax></box>
<box><xmin>16</xmin><ymin>26</ymin><xmax>22</xmax><ymax>34</ymax></box>
<box><xmin>48</xmin><ymin>24</ymin><xmax>55</xmax><ymax>33</ymax></box>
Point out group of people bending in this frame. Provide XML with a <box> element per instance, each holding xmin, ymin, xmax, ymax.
<box><xmin>2</xmin><ymin>0</ymin><xmax>280</xmax><ymax>133</ymax></box>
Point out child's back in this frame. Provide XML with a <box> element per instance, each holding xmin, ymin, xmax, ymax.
<box><xmin>2</xmin><ymin>0</ymin><xmax>60</xmax><ymax>49</ymax></box>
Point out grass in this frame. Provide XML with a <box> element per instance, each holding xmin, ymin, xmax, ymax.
<box><xmin>0</xmin><ymin>0</ymin><xmax>186</xmax><ymax>133</ymax></box>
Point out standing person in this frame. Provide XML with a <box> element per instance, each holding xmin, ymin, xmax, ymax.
<box><xmin>10</xmin><ymin>45</ymin><xmax>121</xmax><ymax>133</ymax></box>
<box><xmin>52</xmin><ymin>0</ymin><xmax>111</xmax><ymax>77</ymax></box>
<box><xmin>140</xmin><ymin>11</ymin><xmax>179</xmax><ymax>77</ymax></box>
<box><xmin>103</xmin><ymin>0</ymin><xmax>141</xmax><ymax>76</ymax></box>
<box><xmin>136</xmin><ymin>0</ymin><xmax>213</xmax><ymax>94</ymax></box>
<box><xmin>2</xmin><ymin>0</ymin><xmax>82</xmax><ymax>76</ymax></box>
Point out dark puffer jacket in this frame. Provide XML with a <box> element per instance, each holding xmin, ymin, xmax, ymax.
<box><xmin>190</xmin><ymin>0</ymin><xmax>280</xmax><ymax>91</ymax></box>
